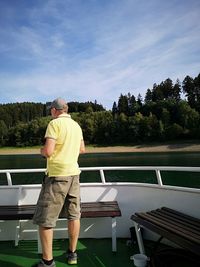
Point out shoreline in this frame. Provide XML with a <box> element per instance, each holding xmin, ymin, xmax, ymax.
<box><xmin>1</xmin><ymin>142</ymin><xmax>200</xmax><ymax>155</ymax></box>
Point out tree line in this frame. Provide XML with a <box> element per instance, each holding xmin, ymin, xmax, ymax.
<box><xmin>0</xmin><ymin>101</ymin><xmax>105</xmax><ymax>146</ymax></box>
<box><xmin>0</xmin><ymin>73</ymin><xmax>199</xmax><ymax>147</ymax></box>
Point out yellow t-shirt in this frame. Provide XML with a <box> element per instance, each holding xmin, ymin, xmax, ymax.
<box><xmin>45</xmin><ymin>114</ymin><xmax>83</xmax><ymax>177</ymax></box>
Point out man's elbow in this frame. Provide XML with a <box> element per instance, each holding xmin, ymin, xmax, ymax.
<box><xmin>80</xmin><ymin>147</ymin><xmax>86</xmax><ymax>154</ymax></box>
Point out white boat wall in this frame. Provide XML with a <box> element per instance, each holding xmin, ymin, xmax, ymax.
<box><xmin>0</xmin><ymin>166</ymin><xmax>200</xmax><ymax>244</ymax></box>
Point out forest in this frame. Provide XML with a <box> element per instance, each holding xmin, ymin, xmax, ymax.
<box><xmin>0</xmin><ymin>73</ymin><xmax>200</xmax><ymax>147</ymax></box>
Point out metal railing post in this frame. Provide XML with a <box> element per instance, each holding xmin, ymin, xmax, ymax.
<box><xmin>100</xmin><ymin>169</ymin><xmax>106</xmax><ymax>183</ymax></box>
<box><xmin>6</xmin><ymin>172</ymin><xmax>12</xmax><ymax>186</ymax></box>
<box><xmin>155</xmin><ymin>169</ymin><xmax>163</xmax><ymax>186</ymax></box>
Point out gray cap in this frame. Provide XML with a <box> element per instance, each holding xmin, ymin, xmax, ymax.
<box><xmin>50</xmin><ymin>97</ymin><xmax>68</xmax><ymax>110</ymax></box>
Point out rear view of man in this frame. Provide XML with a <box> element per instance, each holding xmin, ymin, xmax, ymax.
<box><xmin>32</xmin><ymin>97</ymin><xmax>85</xmax><ymax>267</ymax></box>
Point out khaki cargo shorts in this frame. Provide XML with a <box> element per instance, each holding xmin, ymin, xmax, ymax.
<box><xmin>33</xmin><ymin>175</ymin><xmax>81</xmax><ymax>228</ymax></box>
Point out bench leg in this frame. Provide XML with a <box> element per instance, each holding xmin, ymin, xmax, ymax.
<box><xmin>133</xmin><ymin>222</ymin><xmax>145</xmax><ymax>254</ymax></box>
<box><xmin>15</xmin><ymin>221</ymin><xmax>21</xmax><ymax>246</ymax></box>
<box><xmin>37</xmin><ymin>227</ymin><xmax>42</xmax><ymax>254</ymax></box>
<box><xmin>111</xmin><ymin>217</ymin><xmax>117</xmax><ymax>252</ymax></box>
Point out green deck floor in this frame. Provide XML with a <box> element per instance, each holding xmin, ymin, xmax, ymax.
<box><xmin>0</xmin><ymin>238</ymin><xmax>136</xmax><ymax>267</ymax></box>
<box><xmin>1</xmin><ymin>238</ymin><xmax>197</xmax><ymax>267</ymax></box>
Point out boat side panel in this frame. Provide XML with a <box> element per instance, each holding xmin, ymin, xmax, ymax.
<box><xmin>0</xmin><ymin>184</ymin><xmax>199</xmax><ymax>241</ymax></box>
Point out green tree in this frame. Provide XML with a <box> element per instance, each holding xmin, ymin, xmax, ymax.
<box><xmin>165</xmin><ymin>123</ymin><xmax>184</xmax><ymax>140</ymax></box>
<box><xmin>85</xmin><ymin>105</ymin><xmax>93</xmax><ymax>113</ymax></box>
<box><xmin>81</xmin><ymin>114</ymin><xmax>95</xmax><ymax>144</ymax></box>
<box><xmin>152</xmin><ymin>83</ymin><xmax>164</xmax><ymax>101</ymax></box>
<box><xmin>94</xmin><ymin>111</ymin><xmax>114</xmax><ymax>144</ymax></box>
<box><xmin>144</xmin><ymin>89</ymin><xmax>153</xmax><ymax>103</ymax></box>
<box><xmin>162</xmin><ymin>78</ymin><xmax>173</xmax><ymax>99</ymax></box>
<box><xmin>160</xmin><ymin>108</ymin><xmax>170</xmax><ymax>126</ymax></box>
<box><xmin>118</xmin><ymin>94</ymin><xmax>128</xmax><ymax>114</ymax></box>
<box><xmin>175</xmin><ymin>101</ymin><xmax>200</xmax><ymax>138</ymax></box>
<box><xmin>112</xmin><ymin>101</ymin><xmax>118</xmax><ymax>116</ymax></box>
<box><xmin>131</xmin><ymin>112</ymin><xmax>144</xmax><ymax>141</ymax></box>
<box><xmin>129</xmin><ymin>93</ymin><xmax>142</xmax><ymax>116</ymax></box>
<box><xmin>194</xmin><ymin>73</ymin><xmax>200</xmax><ymax>111</ymax></box>
<box><xmin>173</xmin><ymin>79</ymin><xmax>181</xmax><ymax>101</ymax></box>
<box><xmin>182</xmin><ymin>75</ymin><xmax>195</xmax><ymax>108</ymax></box>
<box><xmin>137</xmin><ymin>94</ymin><xmax>143</xmax><ymax>107</ymax></box>
<box><xmin>0</xmin><ymin>120</ymin><xmax>8</xmax><ymax>146</ymax></box>
<box><xmin>128</xmin><ymin>93</ymin><xmax>137</xmax><ymax>116</ymax></box>
<box><xmin>27</xmin><ymin>117</ymin><xmax>50</xmax><ymax>145</ymax></box>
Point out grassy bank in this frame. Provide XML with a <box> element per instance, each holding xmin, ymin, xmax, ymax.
<box><xmin>1</xmin><ymin>141</ymin><xmax>200</xmax><ymax>155</ymax></box>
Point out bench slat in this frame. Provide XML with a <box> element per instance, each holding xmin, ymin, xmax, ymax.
<box><xmin>131</xmin><ymin>207</ymin><xmax>200</xmax><ymax>256</ymax></box>
<box><xmin>0</xmin><ymin>201</ymin><xmax>121</xmax><ymax>220</ymax></box>
<box><xmin>81</xmin><ymin>201</ymin><xmax>121</xmax><ymax>218</ymax></box>
<box><xmin>149</xmin><ymin>210</ymin><xmax>200</xmax><ymax>237</ymax></box>
<box><xmin>135</xmin><ymin>213</ymin><xmax>200</xmax><ymax>244</ymax></box>
<box><xmin>152</xmin><ymin>210</ymin><xmax>200</xmax><ymax>232</ymax></box>
<box><xmin>160</xmin><ymin>207</ymin><xmax>200</xmax><ymax>228</ymax></box>
<box><xmin>162</xmin><ymin>207</ymin><xmax>200</xmax><ymax>224</ymax></box>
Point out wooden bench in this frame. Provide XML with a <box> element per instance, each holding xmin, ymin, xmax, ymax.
<box><xmin>131</xmin><ymin>207</ymin><xmax>200</xmax><ymax>256</ymax></box>
<box><xmin>0</xmin><ymin>201</ymin><xmax>121</xmax><ymax>252</ymax></box>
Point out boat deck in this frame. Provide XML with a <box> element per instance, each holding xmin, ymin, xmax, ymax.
<box><xmin>1</xmin><ymin>236</ymin><xmax>199</xmax><ymax>266</ymax></box>
<box><xmin>0</xmin><ymin>238</ymin><xmax>135</xmax><ymax>267</ymax></box>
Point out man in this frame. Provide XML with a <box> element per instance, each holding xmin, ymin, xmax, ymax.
<box><xmin>32</xmin><ymin>98</ymin><xmax>85</xmax><ymax>267</ymax></box>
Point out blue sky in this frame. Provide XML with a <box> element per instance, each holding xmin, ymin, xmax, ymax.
<box><xmin>0</xmin><ymin>0</ymin><xmax>200</xmax><ymax>109</ymax></box>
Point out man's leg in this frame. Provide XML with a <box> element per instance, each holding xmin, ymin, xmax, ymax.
<box><xmin>68</xmin><ymin>219</ymin><xmax>80</xmax><ymax>252</ymax></box>
<box><xmin>39</xmin><ymin>226</ymin><xmax>54</xmax><ymax>260</ymax></box>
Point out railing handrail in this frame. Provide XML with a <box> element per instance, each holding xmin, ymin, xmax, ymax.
<box><xmin>0</xmin><ymin>166</ymin><xmax>200</xmax><ymax>188</ymax></box>
<box><xmin>1</xmin><ymin>166</ymin><xmax>200</xmax><ymax>173</ymax></box>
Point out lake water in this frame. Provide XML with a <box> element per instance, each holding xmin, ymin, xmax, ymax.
<box><xmin>0</xmin><ymin>152</ymin><xmax>200</xmax><ymax>188</ymax></box>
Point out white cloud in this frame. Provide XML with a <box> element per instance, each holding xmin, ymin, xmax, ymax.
<box><xmin>0</xmin><ymin>0</ymin><xmax>200</xmax><ymax>108</ymax></box>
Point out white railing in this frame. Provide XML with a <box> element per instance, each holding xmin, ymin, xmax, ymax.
<box><xmin>0</xmin><ymin>166</ymin><xmax>200</xmax><ymax>189</ymax></box>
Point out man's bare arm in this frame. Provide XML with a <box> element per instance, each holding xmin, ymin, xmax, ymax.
<box><xmin>40</xmin><ymin>138</ymin><xmax>56</xmax><ymax>158</ymax></box>
<box><xmin>80</xmin><ymin>139</ymin><xmax>85</xmax><ymax>154</ymax></box>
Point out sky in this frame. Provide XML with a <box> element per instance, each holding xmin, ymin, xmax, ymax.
<box><xmin>0</xmin><ymin>0</ymin><xmax>200</xmax><ymax>110</ymax></box>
